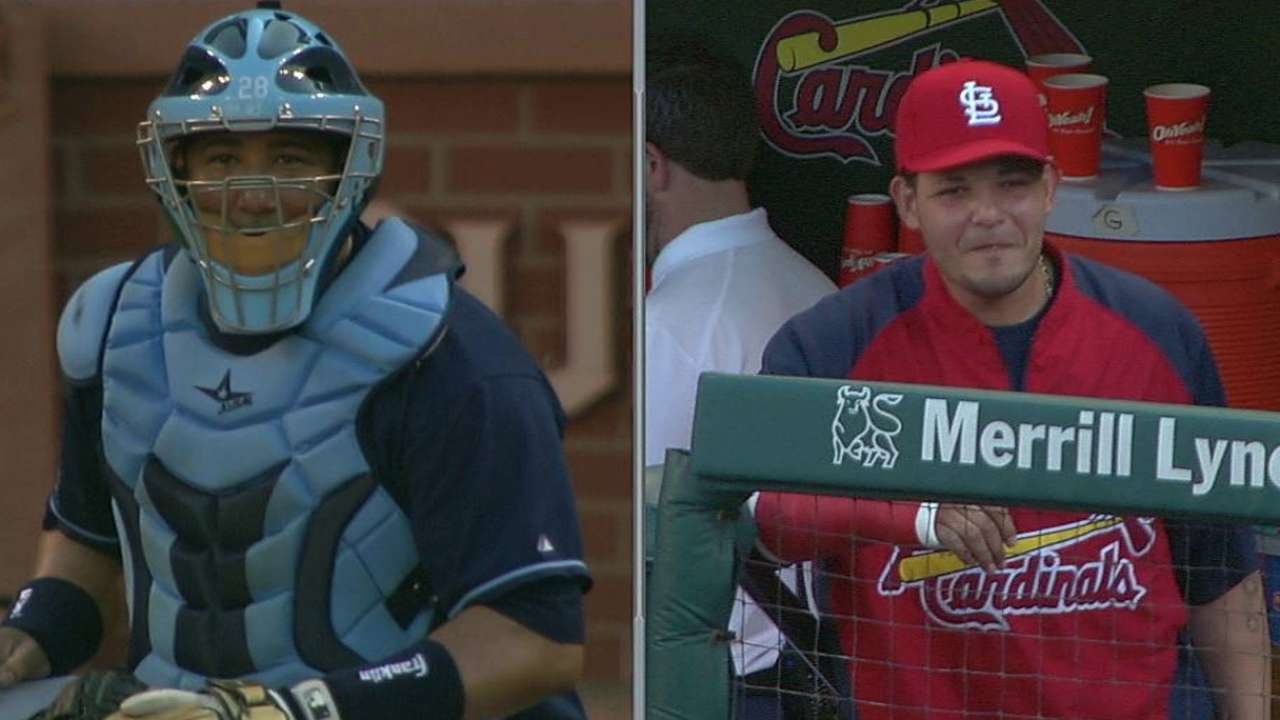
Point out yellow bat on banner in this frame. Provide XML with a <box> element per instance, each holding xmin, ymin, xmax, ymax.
<box><xmin>776</xmin><ymin>0</ymin><xmax>999</xmax><ymax>72</ymax></box>
<box><xmin>896</xmin><ymin>515</ymin><xmax>1125</xmax><ymax>584</ymax></box>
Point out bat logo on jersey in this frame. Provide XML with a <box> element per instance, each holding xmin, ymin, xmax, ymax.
<box><xmin>832</xmin><ymin>385</ymin><xmax>904</xmax><ymax>468</ymax></box>
<box><xmin>877</xmin><ymin>514</ymin><xmax>1157</xmax><ymax>630</ymax></box>
<box><xmin>752</xmin><ymin>1</ymin><xmax>1087</xmax><ymax>163</ymax></box>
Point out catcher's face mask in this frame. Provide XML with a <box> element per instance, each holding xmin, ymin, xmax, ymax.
<box><xmin>176</xmin><ymin>130</ymin><xmax>342</xmax><ymax>278</ymax></box>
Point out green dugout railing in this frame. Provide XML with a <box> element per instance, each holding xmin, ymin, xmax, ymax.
<box><xmin>646</xmin><ymin>372</ymin><xmax>1280</xmax><ymax>719</ymax></box>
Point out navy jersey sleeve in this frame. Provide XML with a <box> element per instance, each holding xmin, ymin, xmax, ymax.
<box><xmin>761</xmin><ymin>320</ymin><xmax>819</xmax><ymax>377</ymax></box>
<box><xmin>1069</xmin><ymin>255</ymin><xmax>1227</xmax><ymax>408</ymax></box>
<box><xmin>403</xmin><ymin>372</ymin><xmax>590</xmax><ymax>621</ymax></box>
<box><xmin>44</xmin><ymin>382</ymin><xmax>120</xmax><ymax>556</ymax></box>
<box><xmin>1175</xmin><ymin>302</ymin><xmax>1227</xmax><ymax>409</ymax></box>
<box><xmin>46</xmin><ymin>259</ymin><xmax>134</xmax><ymax>555</ymax></box>
<box><xmin>485</xmin><ymin>575</ymin><xmax>585</xmax><ymax>645</ymax></box>
<box><xmin>1074</xmin><ymin>257</ymin><xmax>1256</xmax><ymax>604</ymax></box>
<box><xmin>1163</xmin><ymin>293</ymin><xmax>1254</xmax><ymax>604</ymax></box>
<box><xmin>761</xmin><ymin>256</ymin><xmax>924</xmax><ymax>379</ymax></box>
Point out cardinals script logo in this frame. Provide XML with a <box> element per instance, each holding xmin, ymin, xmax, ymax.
<box><xmin>753</xmin><ymin>0</ymin><xmax>1086</xmax><ymax>164</ymax></box>
<box><xmin>878</xmin><ymin>514</ymin><xmax>1156</xmax><ymax>630</ymax></box>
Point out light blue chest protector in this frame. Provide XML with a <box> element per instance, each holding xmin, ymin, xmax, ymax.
<box><xmin>96</xmin><ymin>219</ymin><xmax>452</xmax><ymax>689</ymax></box>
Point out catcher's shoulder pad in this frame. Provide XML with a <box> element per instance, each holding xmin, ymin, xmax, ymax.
<box><xmin>57</xmin><ymin>261</ymin><xmax>133</xmax><ymax>384</ymax></box>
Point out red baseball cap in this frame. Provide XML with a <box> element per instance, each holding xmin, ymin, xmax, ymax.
<box><xmin>894</xmin><ymin>59</ymin><xmax>1050</xmax><ymax>173</ymax></box>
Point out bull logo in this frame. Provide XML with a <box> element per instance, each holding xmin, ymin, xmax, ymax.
<box><xmin>831</xmin><ymin>385</ymin><xmax>903</xmax><ymax>468</ymax></box>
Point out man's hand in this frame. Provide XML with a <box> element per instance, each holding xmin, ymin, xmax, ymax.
<box><xmin>104</xmin><ymin>681</ymin><xmax>304</xmax><ymax>720</ymax></box>
<box><xmin>0</xmin><ymin>626</ymin><xmax>51</xmax><ymax>687</ymax></box>
<box><xmin>933</xmin><ymin>504</ymin><xmax>1017</xmax><ymax>572</ymax></box>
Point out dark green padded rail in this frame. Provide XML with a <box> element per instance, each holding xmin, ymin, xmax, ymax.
<box><xmin>691</xmin><ymin>373</ymin><xmax>1280</xmax><ymax>523</ymax></box>
<box><xmin>645</xmin><ymin>450</ymin><xmax>746</xmax><ymax>720</ymax></box>
<box><xmin>647</xmin><ymin>373</ymin><xmax>1280</xmax><ymax>718</ymax></box>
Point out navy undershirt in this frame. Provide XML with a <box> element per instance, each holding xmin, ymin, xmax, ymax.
<box><xmin>987</xmin><ymin>260</ymin><xmax>1055</xmax><ymax>392</ymax></box>
<box><xmin>990</xmin><ymin>311</ymin><xmax>1042</xmax><ymax>392</ymax></box>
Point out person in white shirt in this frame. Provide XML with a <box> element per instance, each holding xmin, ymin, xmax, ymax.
<box><xmin>644</xmin><ymin>38</ymin><xmax>838</xmax><ymax>719</ymax></box>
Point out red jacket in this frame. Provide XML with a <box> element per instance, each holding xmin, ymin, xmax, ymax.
<box><xmin>756</xmin><ymin>245</ymin><xmax>1228</xmax><ymax>720</ymax></box>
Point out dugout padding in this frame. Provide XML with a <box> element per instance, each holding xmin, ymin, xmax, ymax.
<box><xmin>645</xmin><ymin>373</ymin><xmax>1280</xmax><ymax>718</ymax></box>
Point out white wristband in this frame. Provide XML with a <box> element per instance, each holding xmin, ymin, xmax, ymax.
<box><xmin>915</xmin><ymin>502</ymin><xmax>941</xmax><ymax>548</ymax></box>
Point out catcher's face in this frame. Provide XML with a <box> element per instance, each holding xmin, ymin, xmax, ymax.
<box><xmin>177</xmin><ymin>130</ymin><xmax>342</xmax><ymax>276</ymax></box>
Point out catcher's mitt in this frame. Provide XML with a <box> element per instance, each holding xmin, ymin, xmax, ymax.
<box><xmin>102</xmin><ymin>678</ymin><xmax>341</xmax><ymax>720</ymax></box>
<box><xmin>32</xmin><ymin>670</ymin><xmax>147</xmax><ymax>720</ymax></box>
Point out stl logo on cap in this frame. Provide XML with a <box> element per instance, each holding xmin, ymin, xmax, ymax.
<box><xmin>893</xmin><ymin>59</ymin><xmax>1049</xmax><ymax>174</ymax></box>
<box><xmin>959</xmin><ymin>80</ymin><xmax>1001</xmax><ymax>127</ymax></box>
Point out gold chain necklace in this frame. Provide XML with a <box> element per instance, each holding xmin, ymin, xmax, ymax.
<box><xmin>1039</xmin><ymin>254</ymin><xmax>1055</xmax><ymax>302</ymax></box>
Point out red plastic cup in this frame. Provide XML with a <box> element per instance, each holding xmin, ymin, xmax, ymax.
<box><xmin>840</xmin><ymin>194</ymin><xmax>896</xmax><ymax>287</ymax></box>
<box><xmin>1144</xmin><ymin>83</ymin><xmax>1210</xmax><ymax>190</ymax></box>
<box><xmin>1043</xmin><ymin>73</ymin><xmax>1108</xmax><ymax>180</ymax></box>
<box><xmin>1025</xmin><ymin>53</ymin><xmax>1091</xmax><ymax>106</ymax></box>
<box><xmin>844</xmin><ymin>194</ymin><xmax>895</xmax><ymax>252</ymax></box>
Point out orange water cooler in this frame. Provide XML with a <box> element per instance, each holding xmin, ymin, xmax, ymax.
<box><xmin>1045</xmin><ymin>140</ymin><xmax>1280</xmax><ymax>412</ymax></box>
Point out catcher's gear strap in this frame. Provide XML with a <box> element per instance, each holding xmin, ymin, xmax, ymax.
<box><xmin>321</xmin><ymin>639</ymin><xmax>463</xmax><ymax>720</ymax></box>
<box><xmin>2</xmin><ymin>577</ymin><xmax>102</xmax><ymax>675</ymax></box>
<box><xmin>285</xmin><ymin>679</ymin><xmax>339</xmax><ymax>720</ymax></box>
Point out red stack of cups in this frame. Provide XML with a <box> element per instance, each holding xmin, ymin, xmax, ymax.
<box><xmin>841</xmin><ymin>194</ymin><xmax>903</xmax><ymax>287</ymax></box>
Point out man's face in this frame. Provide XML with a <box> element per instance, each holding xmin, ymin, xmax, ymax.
<box><xmin>179</xmin><ymin>130</ymin><xmax>342</xmax><ymax>276</ymax></box>
<box><xmin>892</xmin><ymin>157</ymin><xmax>1057</xmax><ymax>303</ymax></box>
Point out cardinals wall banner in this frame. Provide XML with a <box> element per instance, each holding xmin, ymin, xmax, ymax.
<box><xmin>646</xmin><ymin>1</ymin><xmax>1280</xmax><ymax>277</ymax></box>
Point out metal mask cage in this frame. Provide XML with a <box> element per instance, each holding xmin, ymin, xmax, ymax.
<box><xmin>181</xmin><ymin>173</ymin><xmax>338</xmax><ymax>284</ymax></box>
<box><xmin>136</xmin><ymin>109</ymin><xmax>384</xmax><ymax>331</ymax></box>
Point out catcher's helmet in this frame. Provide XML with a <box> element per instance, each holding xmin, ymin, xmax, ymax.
<box><xmin>138</xmin><ymin>5</ymin><xmax>384</xmax><ymax>334</ymax></box>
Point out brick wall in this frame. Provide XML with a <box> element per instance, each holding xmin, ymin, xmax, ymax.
<box><xmin>0</xmin><ymin>3</ymin><xmax>57</xmax><ymax>604</ymax></box>
<box><xmin>50</xmin><ymin>74</ymin><xmax>634</xmax><ymax>692</ymax></box>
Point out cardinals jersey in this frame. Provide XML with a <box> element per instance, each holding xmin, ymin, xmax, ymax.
<box><xmin>755</xmin><ymin>245</ymin><xmax>1254</xmax><ymax>720</ymax></box>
